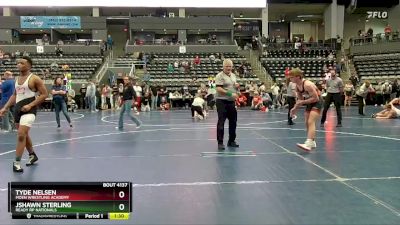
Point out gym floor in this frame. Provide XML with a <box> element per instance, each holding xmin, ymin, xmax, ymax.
<box><xmin>0</xmin><ymin>106</ymin><xmax>399</xmax><ymax>224</ymax></box>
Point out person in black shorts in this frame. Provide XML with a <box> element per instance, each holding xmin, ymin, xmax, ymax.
<box><xmin>289</xmin><ymin>68</ymin><xmax>322</xmax><ymax>152</ymax></box>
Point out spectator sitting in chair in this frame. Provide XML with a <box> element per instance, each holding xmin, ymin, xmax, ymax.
<box><xmin>261</xmin><ymin>92</ymin><xmax>273</xmax><ymax>109</ymax></box>
<box><xmin>193</xmin><ymin>55</ymin><xmax>201</xmax><ymax>66</ymax></box>
<box><xmin>251</xmin><ymin>92</ymin><xmax>263</xmax><ymax>110</ymax></box>
<box><xmin>235</xmin><ymin>92</ymin><xmax>247</xmax><ymax>108</ymax></box>
<box><xmin>160</xmin><ymin>97</ymin><xmax>170</xmax><ymax>111</ymax></box>
<box><xmin>55</xmin><ymin>44</ymin><xmax>63</xmax><ymax>57</ymax></box>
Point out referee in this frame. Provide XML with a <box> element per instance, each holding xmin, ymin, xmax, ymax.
<box><xmin>320</xmin><ymin>69</ymin><xmax>344</xmax><ymax>127</ymax></box>
<box><xmin>215</xmin><ymin>59</ymin><xmax>239</xmax><ymax>150</ymax></box>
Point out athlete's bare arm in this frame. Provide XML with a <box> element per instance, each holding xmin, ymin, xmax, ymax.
<box><xmin>21</xmin><ymin>75</ymin><xmax>48</xmax><ymax>112</ymax></box>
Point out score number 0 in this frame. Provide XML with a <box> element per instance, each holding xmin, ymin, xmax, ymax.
<box><xmin>118</xmin><ymin>191</ymin><xmax>126</xmax><ymax>211</ymax></box>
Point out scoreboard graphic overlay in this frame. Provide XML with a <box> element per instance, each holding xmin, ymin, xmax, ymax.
<box><xmin>8</xmin><ymin>182</ymin><xmax>132</xmax><ymax>220</ymax></box>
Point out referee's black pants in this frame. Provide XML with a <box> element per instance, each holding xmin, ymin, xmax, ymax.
<box><xmin>216</xmin><ymin>99</ymin><xmax>237</xmax><ymax>144</ymax></box>
<box><xmin>321</xmin><ymin>92</ymin><xmax>342</xmax><ymax>124</ymax></box>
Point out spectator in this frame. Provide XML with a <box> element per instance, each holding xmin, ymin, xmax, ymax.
<box><xmin>55</xmin><ymin>44</ymin><xmax>63</xmax><ymax>57</ymax></box>
<box><xmin>79</xmin><ymin>84</ymin><xmax>87</xmax><ymax>109</ymax></box>
<box><xmin>211</xmin><ymin>34</ymin><xmax>217</xmax><ymax>44</ymax></box>
<box><xmin>251</xmin><ymin>92</ymin><xmax>263</xmax><ymax>110</ymax></box>
<box><xmin>235</xmin><ymin>92</ymin><xmax>247</xmax><ymax>107</ymax></box>
<box><xmin>51</xmin><ymin>77</ymin><xmax>72</xmax><ymax>128</ymax></box>
<box><xmin>0</xmin><ymin>71</ymin><xmax>16</xmax><ymax>132</ymax></box>
<box><xmin>384</xmin><ymin>24</ymin><xmax>392</xmax><ymax>41</ymax></box>
<box><xmin>42</xmin><ymin>34</ymin><xmax>50</xmax><ymax>44</ymax></box>
<box><xmin>261</xmin><ymin>92</ymin><xmax>273</xmax><ymax>109</ymax></box>
<box><xmin>133</xmin><ymin>81</ymin><xmax>142</xmax><ymax>113</ymax></box>
<box><xmin>349</xmin><ymin>73</ymin><xmax>359</xmax><ymax>87</ymax></box>
<box><xmin>382</xmin><ymin>81</ymin><xmax>392</xmax><ymax>104</ymax></box>
<box><xmin>167</xmin><ymin>63</ymin><xmax>174</xmax><ymax>73</ymax></box>
<box><xmin>344</xmin><ymin>80</ymin><xmax>355</xmax><ymax>107</ymax></box>
<box><xmin>141</xmin><ymin>92</ymin><xmax>151</xmax><ymax>112</ymax></box>
<box><xmin>355</xmin><ymin>81</ymin><xmax>374</xmax><ymax>116</ymax></box>
<box><xmin>193</xmin><ymin>55</ymin><xmax>201</xmax><ymax>66</ymax></box>
<box><xmin>392</xmin><ymin>79</ymin><xmax>399</xmax><ymax>98</ymax></box>
<box><xmin>271</xmin><ymin>82</ymin><xmax>280</xmax><ymax>108</ymax></box>
<box><xmin>107</xmin><ymin>34</ymin><xmax>113</xmax><ymax>50</ymax></box>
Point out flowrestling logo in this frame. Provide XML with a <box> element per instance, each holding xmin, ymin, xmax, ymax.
<box><xmin>367</xmin><ymin>11</ymin><xmax>388</xmax><ymax>19</ymax></box>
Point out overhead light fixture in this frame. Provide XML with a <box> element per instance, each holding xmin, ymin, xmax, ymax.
<box><xmin>301</xmin><ymin>19</ymin><xmax>305</xmax><ymax>22</ymax></box>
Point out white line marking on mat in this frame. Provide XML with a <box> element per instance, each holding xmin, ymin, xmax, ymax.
<box><xmin>0</xmin><ymin>126</ymin><xmax>253</xmax><ymax>157</ymax></box>
<box><xmin>253</xmin><ymin>131</ymin><xmax>400</xmax><ymax>217</ymax></box>
<box><xmin>101</xmin><ymin>115</ymin><xmax>287</xmax><ymax>127</ymax></box>
<box><xmin>130</xmin><ymin>176</ymin><xmax>400</xmax><ymax>188</ymax></box>
<box><xmin>34</xmin><ymin>112</ymin><xmax>85</xmax><ymax>125</ymax></box>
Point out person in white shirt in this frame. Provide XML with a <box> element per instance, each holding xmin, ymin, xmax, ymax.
<box><xmin>191</xmin><ymin>94</ymin><xmax>205</xmax><ymax>120</ymax></box>
<box><xmin>320</xmin><ymin>69</ymin><xmax>344</xmax><ymax>127</ymax></box>
<box><xmin>271</xmin><ymin>82</ymin><xmax>280</xmax><ymax>108</ymax></box>
<box><xmin>133</xmin><ymin>82</ymin><xmax>142</xmax><ymax>113</ymax></box>
<box><xmin>355</xmin><ymin>81</ymin><xmax>374</xmax><ymax>116</ymax></box>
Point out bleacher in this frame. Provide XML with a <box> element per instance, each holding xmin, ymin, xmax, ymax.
<box><xmin>261</xmin><ymin>49</ymin><xmax>336</xmax><ymax>82</ymax></box>
<box><xmin>0</xmin><ymin>53</ymin><xmax>103</xmax><ymax>81</ymax></box>
<box><xmin>353</xmin><ymin>52</ymin><xmax>400</xmax><ymax>81</ymax></box>
<box><xmin>147</xmin><ymin>52</ymin><xmax>260</xmax><ymax>91</ymax></box>
<box><xmin>113</xmin><ymin>54</ymin><xmax>145</xmax><ymax>67</ymax></box>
